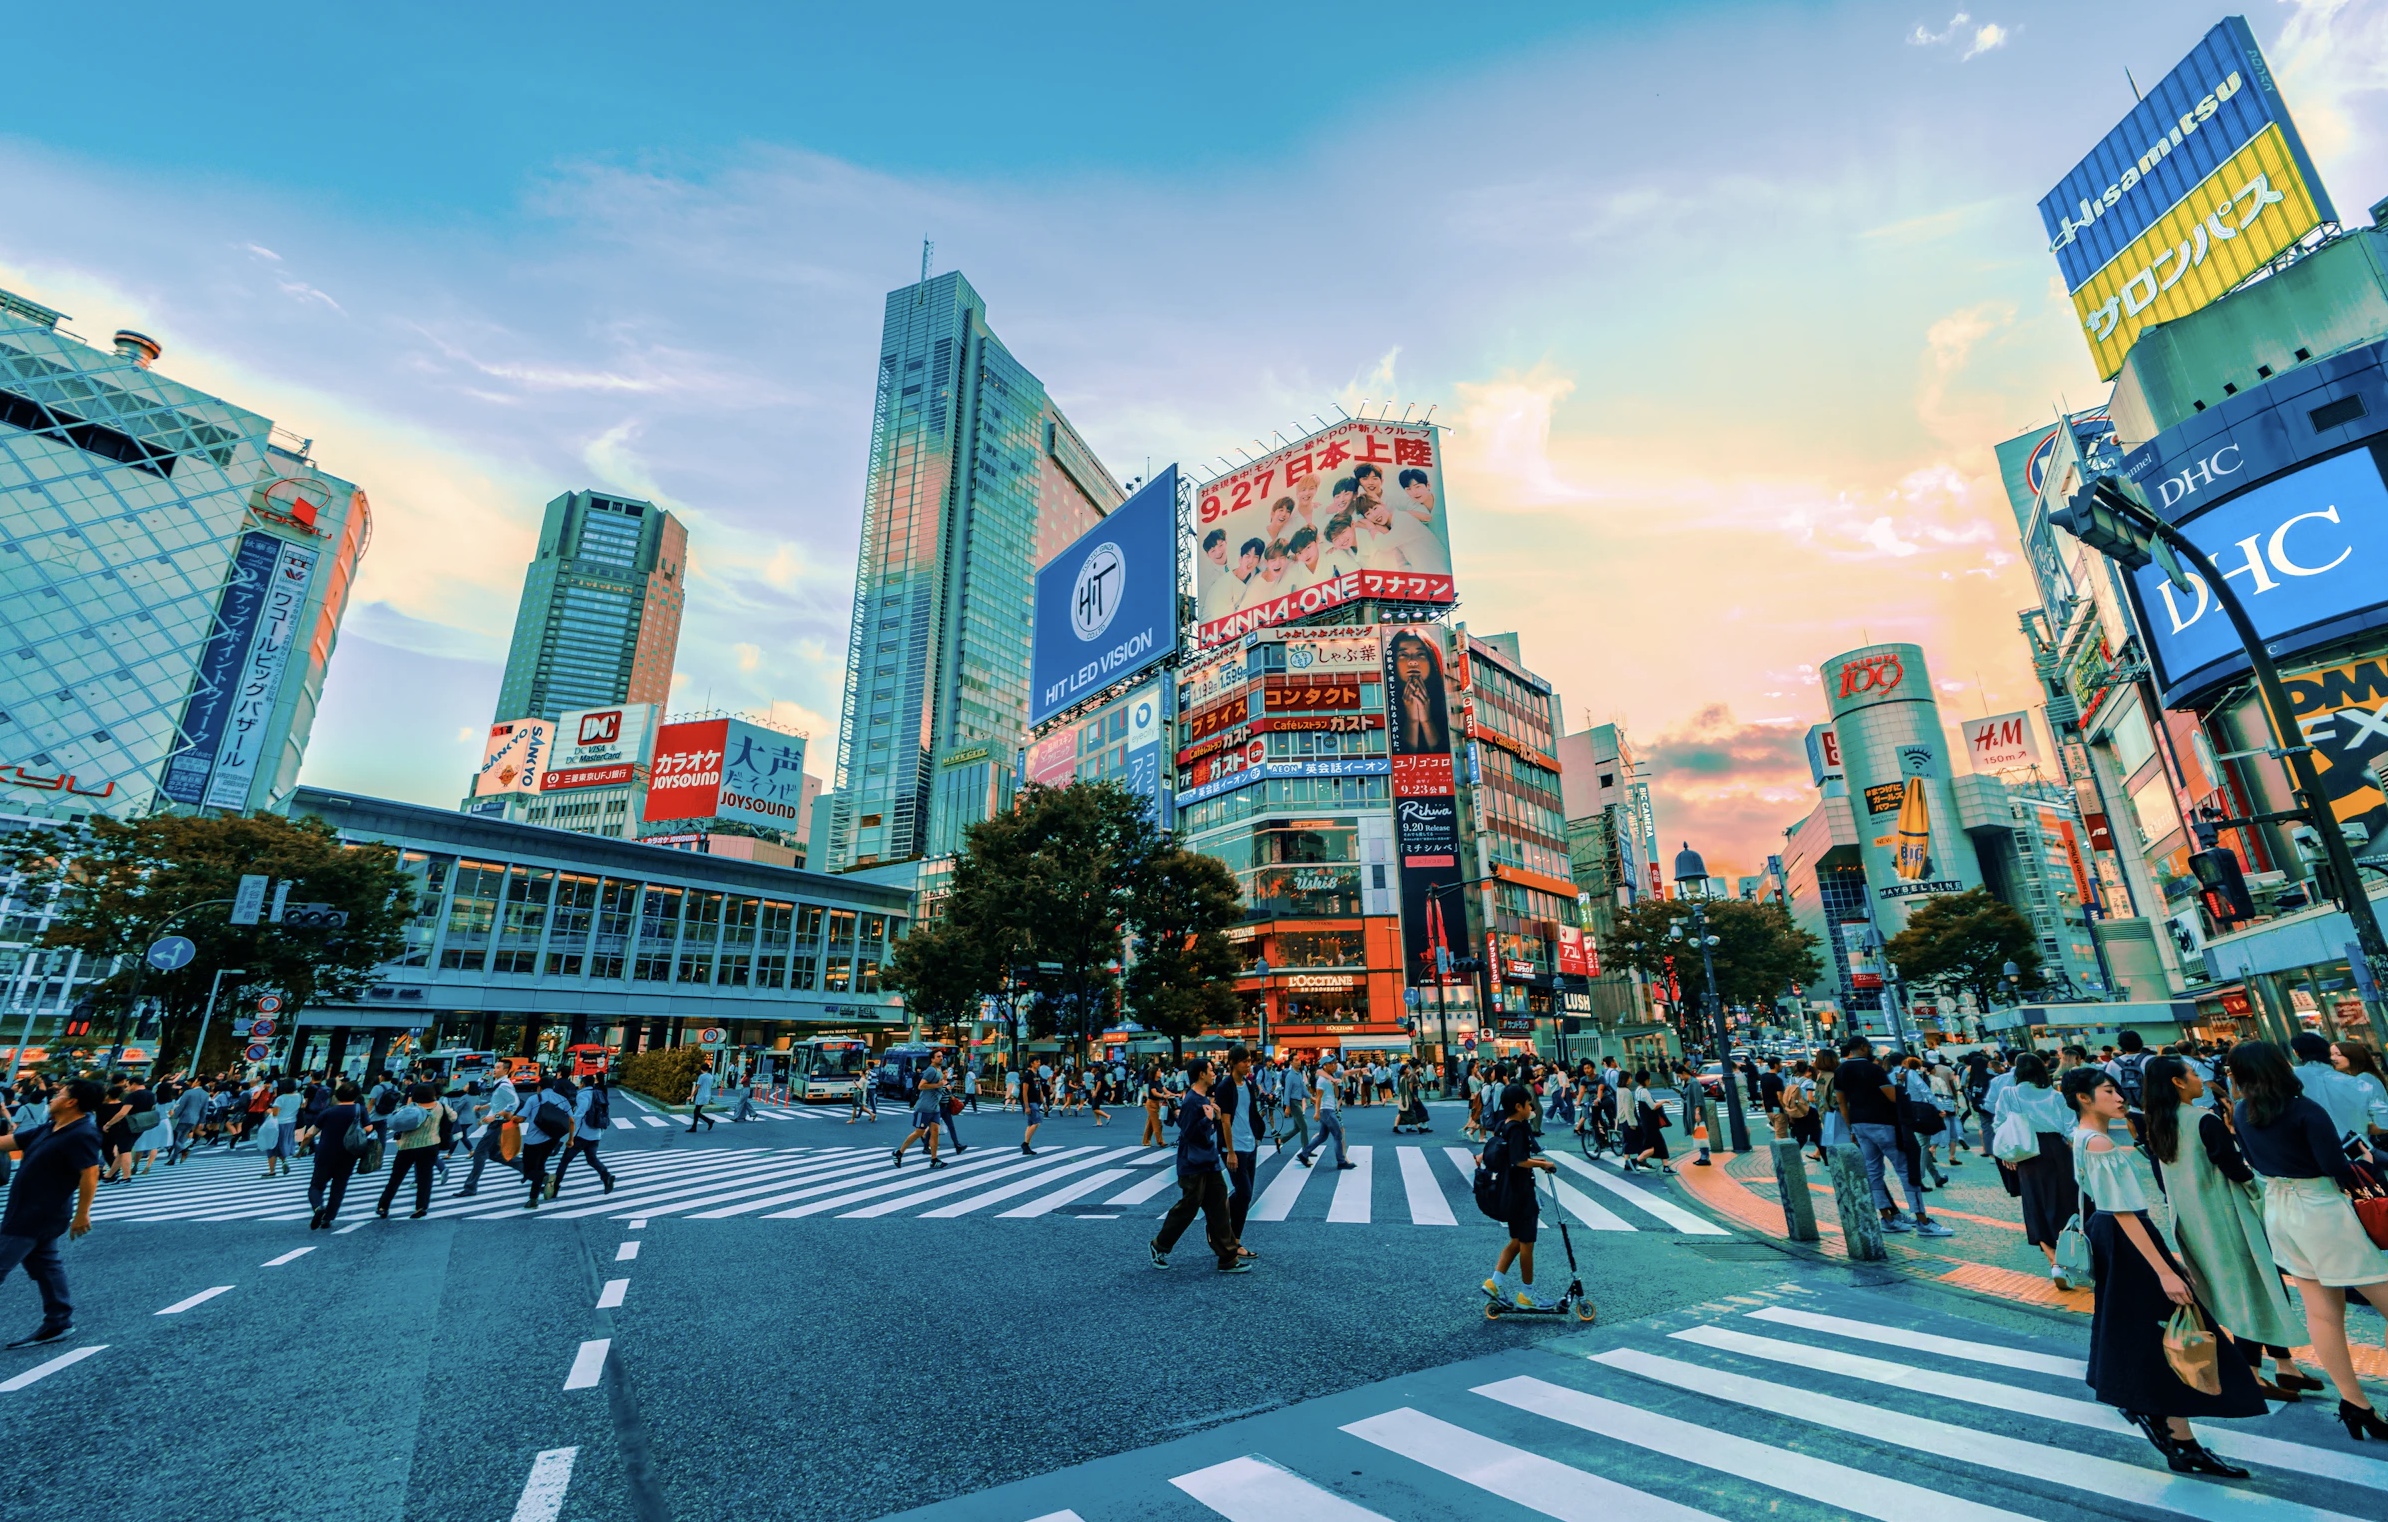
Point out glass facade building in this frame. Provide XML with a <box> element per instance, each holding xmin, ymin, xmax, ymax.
<box><xmin>493</xmin><ymin>490</ymin><xmax>685</xmax><ymax>725</ymax></box>
<box><xmin>828</xmin><ymin>272</ymin><xmax>1119</xmax><ymax>871</ymax></box>
<box><xmin>1</xmin><ymin>287</ymin><xmax>368</xmax><ymax>822</ymax></box>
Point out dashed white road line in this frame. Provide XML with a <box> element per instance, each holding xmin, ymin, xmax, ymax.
<box><xmin>563</xmin><ymin>1339</ymin><xmax>609</xmax><ymax>1390</ymax></box>
<box><xmin>156</xmin><ymin>1285</ymin><xmax>235</xmax><ymax>1315</ymax></box>
<box><xmin>509</xmin><ymin>1446</ymin><xmax>579</xmax><ymax>1522</ymax></box>
<box><xmin>596</xmin><ymin>1278</ymin><xmax>629</xmax><ymax>1310</ymax></box>
<box><xmin>261</xmin><ymin>1246</ymin><xmax>315</xmax><ymax>1267</ymax></box>
<box><xmin>627</xmin><ymin>1218</ymin><xmax>647</xmax><ymax>1229</ymax></box>
<box><xmin>0</xmin><ymin>1344</ymin><xmax>105</xmax><ymax>1391</ymax></box>
<box><xmin>615</xmin><ymin>1241</ymin><xmax>640</xmax><ymax>1261</ymax></box>
<box><xmin>334</xmin><ymin>1219</ymin><xmax>369</xmax><ymax>1234</ymax></box>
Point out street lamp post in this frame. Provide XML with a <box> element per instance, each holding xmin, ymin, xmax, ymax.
<box><xmin>1671</xmin><ymin>844</ymin><xmax>1751</xmax><ymax>1153</ymax></box>
<box><xmin>2058</xmin><ymin>476</ymin><xmax>2388</xmax><ymax>1050</ymax></box>
<box><xmin>189</xmin><ymin>966</ymin><xmax>249</xmax><ymax>1076</ymax></box>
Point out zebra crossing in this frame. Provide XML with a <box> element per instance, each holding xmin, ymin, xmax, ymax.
<box><xmin>76</xmin><ymin>1139</ymin><xmax>1730</xmax><ymax>1233</ymax></box>
<box><xmin>891</xmin><ymin>1283</ymin><xmax>2388</xmax><ymax>1522</ymax></box>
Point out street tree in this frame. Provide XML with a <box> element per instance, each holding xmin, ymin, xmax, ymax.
<box><xmin>1598</xmin><ymin>896</ymin><xmax>1825</xmax><ymax>1019</ymax></box>
<box><xmin>1883</xmin><ymin>887</ymin><xmax>2044</xmax><ymax>1010</ymax></box>
<box><xmin>9</xmin><ymin>810</ymin><xmax>411</xmax><ymax>1070</ymax></box>
<box><xmin>1124</xmin><ymin>844</ymin><xmax>1243</xmax><ymax>1062</ymax></box>
<box><xmin>881</xmin><ymin>916</ymin><xmax>998</xmax><ymax>1045</ymax></box>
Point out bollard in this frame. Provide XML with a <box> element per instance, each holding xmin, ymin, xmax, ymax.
<box><xmin>1771</xmin><ymin>1137</ymin><xmax>1820</xmax><ymax>1243</ymax></box>
<box><xmin>1826</xmin><ymin>1141</ymin><xmax>1887</xmax><ymax>1261</ymax></box>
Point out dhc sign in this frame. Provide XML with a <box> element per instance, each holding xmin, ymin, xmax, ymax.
<box><xmin>2131</xmin><ymin>446</ymin><xmax>2388</xmax><ymax>696</ymax></box>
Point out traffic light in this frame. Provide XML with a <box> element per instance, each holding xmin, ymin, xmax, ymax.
<box><xmin>2048</xmin><ymin>476</ymin><xmax>2155</xmax><ymax>570</ymax></box>
<box><xmin>2189</xmin><ymin>848</ymin><xmax>2255</xmax><ymax>923</ymax></box>
<box><xmin>63</xmin><ymin>997</ymin><xmax>94</xmax><ymax>1039</ymax></box>
<box><xmin>281</xmin><ymin>902</ymin><xmax>349</xmax><ymax>929</ymax></box>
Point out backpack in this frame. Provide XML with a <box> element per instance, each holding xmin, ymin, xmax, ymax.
<box><xmin>1471</xmin><ymin>1130</ymin><xmax>1511</xmax><ymax>1222</ymax></box>
<box><xmin>436</xmin><ymin>1105</ymin><xmax>456</xmax><ymax>1148</ymax></box>
<box><xmin>1781</xmin><ymin>1083</ymin><xmax>1811</xmax><ymax>1120</ymax></box>
<box><xmin>2113</xmin><ymin>1053</ymin><xmax>2148</xmax><ymax>1109</ymax></box>
<box><xmin>531</xmin><ymin>1094</ymin><xmax>571</xmax><ymax>1140</ymax></box>
<box><xmin>587</xmin><ymin>1088</ymin><xmax>611</xmax><ymax>1130</ymax></box>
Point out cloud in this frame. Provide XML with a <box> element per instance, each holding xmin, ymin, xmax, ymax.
<box><xmin>1908</xmin><ymin>13</ymin><xmax>2009</xmax><ymax>58</ymax></box>
<box><xmin>734</xmin><ymin>642</ymin><xmax>762</xmax><ymax>672</ymax></box>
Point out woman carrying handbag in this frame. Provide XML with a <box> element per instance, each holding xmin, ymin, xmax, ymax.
<box><xmin>1991</xmin><ymin>1054</ymin><xmax>2079</xmax><ymax>1284</ymax></box>
<box><xmin>2061</xmin><ymin>1066</ymin><xmax>2264</xmax><ymax>1476</ymax></box>
<box><xmin>2139</xmin><ymin>1056</ymin><xmax>2317</xmax><ymax>1401</ymax></box>
<box><xmin>2226</xmin><ymin>1040</ymin><xmax>2388</xmax><ymax>1440</ymax></box>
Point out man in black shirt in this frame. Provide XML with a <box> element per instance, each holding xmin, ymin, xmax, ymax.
<box><xmin>1149</xmin><ymin>1058</ymin><xmax>1245</xmax><ymax>1273</ymax></box>
<box><xmin>1215</xmin><ymin>1045</ymin><xmax>1260</xmax><ymax>1256</ymax></box>
<box><xmin>1758</xmin><ymin>1060</ymin><xmax>1787</xmax><ymax>1120</ymax></box>
<box><xmin>0</xmin><ymin>1077</ymin><xmax>105</xmax><ymax>1346</ymax></box>
<box><xmin>1834</xmin><ymin>1036</ymin><xmax>1947</xmax><ymax>1237</ymax></box>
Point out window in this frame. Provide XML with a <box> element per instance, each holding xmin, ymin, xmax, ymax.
<box><xmin>546</xmin><ymin>872</ymin><xmax>598</xmax><ymax>977</ymax></box>
<box><xmin>678</xmin><ymin>890</ymin><xmax>724</xmax><ymax>983</ymax></box>
<box><xmin>492</xmin><ymin>866</ymin><xmax>553</xmax><ymax>975</ymax></box>
<box><xmin>633</xmin><ymin>886</ymin><xmax>683</xmax><ymax>981</ymax></box>
<box><xmin>395</xmin><ymin>851</ymin><xmax>452</xmax><ymax>968</ymax></box>
<box><xmin>439</xmin><ymin>861</ymin><xmax>507</xmax><ymax>971</ymax></box>
<box><xmin>791</xmin><ymin>904</ymin><xmax>824</xmax><ymax>990</ymax></box>
<box><xmin>757</xmin><ymin>900</ymin><xmax>793</xmax><ymax>989</ymax></box>
<box><xmin>590</xmin><ymin>878</ymin><xmax>638</xmax><ymax>980</ymax></box>
<box><xmin>824</xmin><ymin>909</ymin><xmax>857</xmax><ymax>992</ymax></box>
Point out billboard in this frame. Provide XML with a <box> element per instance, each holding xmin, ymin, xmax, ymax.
<box><xmin>1386</xmin><ymin>626</ymin><xmax>1464</xmax><ymax>987</ymax></box>
<box><xmin>1030</xmin><ymin>466</ymin><xmax>1180</xmax><ymax>726</ymax></box>
<box><xmin>1963</xmin><ymin>711</ymin><xmax>2044</xmax><ymax>774</ymax></box>
<box><xmin>543</xmin><ymin>703</ymin><xmax>656</xmax><ymax>791</ymax></box>
<box><xmin>643</xmin><ymin>716</ymin><xmax>810</xmax><ymax>828</ymax></box>
<box><xmin>1192</xmin><ymin>420</ymin><xmax>1453</xmax><ymax>647</ymax></box>
<box><xmin>1803</xmin><ymin>723</ymin><xmax>1842</xmax><ymax>788</ymax></box>
<box><xmin>1823</xmin><ymin>643</ymin><xmax>1981</xmax><ymax>926</ymax></box>
<box><xmin>2282</xmin><ymin>654</ymin><xmax>2388</xmax><ymax>853</ymax></box>
<box><xmin>2128</xmin><ymin>446</ymin><xmax>2388</xmax><ymax>699</ymax></box>
<box><xmin>159</xmin><ymin>533</ymin><xmax>320</xmax><ymax>810</ymax></box>
<box><xmin>476</xmin><ymin>720</ymin><xmax>553</xmax><ymax>797</ymax></box>
<box><xmin>2038</xmin><ymin>18</ymin><xmax>2334</xmax><ymax>379</ymax></box>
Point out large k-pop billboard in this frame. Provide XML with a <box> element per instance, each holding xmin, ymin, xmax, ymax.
<box><xmin>2038</xmin><ymin>17</ymin><xmax>2333</xmax><ymax>379</ymax></box>
<box><xmin>1030</xmin><ymin>467</ymin><xmax>1180</xmax><ymax>726</ymax></box>
<box><xmin>1192</xmin><ymin>420</ymin><xmax>1454</xmax><ymax>647</ymax></box>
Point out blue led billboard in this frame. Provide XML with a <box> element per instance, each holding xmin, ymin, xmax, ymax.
<box><xmin>1030</xmin><ymin>466</ymin><xmax>1180</xmax><ymax>726</ymax></box>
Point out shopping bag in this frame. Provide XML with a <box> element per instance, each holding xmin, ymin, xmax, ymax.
<box><xmin>498</xmin><ymin>1116</ymin><xmax>522</xmax><ymax>1163</ymax></box>
<box><xmin>2163</xmin><ymin>1303</ymin><xmax>2223</xmax><ymax>1395</ymax></box>
<box><xmin>2350</xmin><ymin>1163</ymin><xmax>2388</xmax><ymax>1250</ymax></box>
<box><xmin>1990</xmin><ymin>1109</ymin><xmax>2039</xmax><ymax>1165</ymax></box>
<box><xmin>2054</xmin><ymin>1213</ymin><xmax>2092</xmax><ymax>1287</ymax></box>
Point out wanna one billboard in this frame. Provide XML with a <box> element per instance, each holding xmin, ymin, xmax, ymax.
<box><xmin>1191</xmin><ymin>419</ymin><xmax>1454</xmax><ymax>648</ymax></box>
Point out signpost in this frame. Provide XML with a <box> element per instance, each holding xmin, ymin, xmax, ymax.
<box><xmin>697</xmin><ymin>1027</ymin><xmax>727</xmax><ymax>1051</ymax></box>
<box><xmin>250</xmin><ymin>1019</ymin><xmax>276</xmax><ymax>1039</ymax></box>
<box><xmin>146</xmin><ymin>936</ymin><xmax>196</xmax><ymax>972</ymax></box>
<box><xmin>244</xmin><ymin>1043</ymin><xmax>268</xmax><ymax>1063</ymax></box>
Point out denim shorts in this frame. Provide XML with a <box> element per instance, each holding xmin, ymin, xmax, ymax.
<box><xmin>1024</xmin><ymin>1104</ymin><xmax>1043</xmax><ymax>1123</ymax></box>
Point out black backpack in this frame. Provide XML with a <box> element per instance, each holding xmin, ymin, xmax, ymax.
<box><xmin>1471</xmin><ymin>1130</ymin><xmax>1511</xmax><ymax>1222</ymax></box>
<box><xmin>2113</xmin><ymin>1053</ymin><xmax>2147</xmax><ymax>1108</ymax></box>
<box><xmin>587</xmin><ymin>1087</ymin><xmax>611</xmax><ymax>1130</ymax></box>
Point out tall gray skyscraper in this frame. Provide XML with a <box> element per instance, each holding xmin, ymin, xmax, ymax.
<box><xmin>827</xmin><ymin>271</ymin><xmax>1122</xmax><ymax>870</ymax></box>
<box><xmin>493</xmin><ymin>490</ymin><xmax>687</xmax><ymax>725</ymax></box>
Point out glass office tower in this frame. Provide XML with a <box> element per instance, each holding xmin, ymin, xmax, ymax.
<box><xmin>493</xmin><ymin>490</ymin><xmax>686</xmax><ymax>725</ymax></box>
<box><xmin>0</xmin><ymin>287</ymin><xmax>368</xmax><ymax>821</ymax></box>
<box><xmin>828</xmin><ymin>271</ymin><xmax>1119</xmax><ymax>870</ymax></box>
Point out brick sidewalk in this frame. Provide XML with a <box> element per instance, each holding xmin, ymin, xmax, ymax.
<box><xmin>1674</xmin><ymin>1130</ymin><xmax>2388</xmax><ymax>1379</ymax></box>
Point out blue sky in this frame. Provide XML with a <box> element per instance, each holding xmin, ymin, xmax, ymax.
<box><xmin>7</xmin><ymin>1</ymin><xmax>2386</xmax><ymax>874</ymax></box>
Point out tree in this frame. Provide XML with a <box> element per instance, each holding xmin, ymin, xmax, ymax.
<box><xmin>1598</xmin><ymin>896</ymin><xmax>1825</xmax><ymax>1020</ymax></box>
<box><xmin>10</xmin><ymin>811</ymin><xmax>411</xmax><ymax>1071</ymax></box>
<box><xmin>1124</xmin><ymin>844</ymin><xmax>1244</xmax><ymax>1061</ymax></box>
<box><xmin>1883</xmin><ymin>888</ymin><xmax>2044</xmax><ymax>1010</ymax></box>
<box><xmin>881</xmin><ymin>917</ymin><xmax>997</xmax><ymax>1042</ymax></box>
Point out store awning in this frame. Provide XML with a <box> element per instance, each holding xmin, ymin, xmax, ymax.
<box><xmin>1338</xmin><ymin>1035</ymin><xmax>1414</xmax><ymax>1051</ymax></box>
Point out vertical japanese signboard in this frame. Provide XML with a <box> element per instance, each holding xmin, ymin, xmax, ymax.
<box><xmin>162</xmin><ymin>531</ymin><xmax>315</xmax><ymax>809</ymax></box>
<box><xmin>1192</xmin><ymin>420</ymin><xmax>1454</xmax><ymax>647</ymax></box>
<box><xmin>476</xmin><ymin>720</ymin><xmax>553</xmax><ymax>797</ymax></box>
<box><xmin>1386</xmin><ymin>626</ymin><xmax>1462</xmax><ymax>986</ymax></box>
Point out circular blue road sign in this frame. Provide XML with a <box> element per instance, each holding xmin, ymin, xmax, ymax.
<box><xmin>147</xmin><ymin>935</ymin><xmax>197</xmax><ymax>972</ymax></box>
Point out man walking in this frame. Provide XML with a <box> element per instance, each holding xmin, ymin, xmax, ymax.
<box><xmin>1215</xmin><ymin>1045</ymin><xmax>1260</xmax><ymax>1255</ymax></box>
<box><xmin>1299</xmin><ymin>1056</ymin><xmax>1354</xmax><ymax>1170</ymax></box>
<box><xmin>551</xmin><ymin>1074</ymin><xmax>618</xmax><ymax>1197</ymax></box>
<box><xmin>455</xmin><ymin>1068</ymin><xmax>522</xmax><ymax>1197</ymax></box>
<box><xmin>1834</xmin><ymin>1036</ymin><xmax>1950</xmax><ymax>1238</ymax></box>
<box><xmin>517</xmin><ymin>1076</ymin><xmax>575</xmax><ymax>1210</ymax></box>
<box><xmin>687</xmin><ymin>1062</ymin><xmax>719</xmax><ymax>1132</ymax></box>
<box><xmin>1276</xmin><ymin>1058</ymin><xmax>1312</xmax><ymax>1153</ymax></box>
<box><xmin>1148</xmin><ymin>1058</ymin><xmax>1246</xmax><ymax>1273</ymax></box>
<box><xmin>168</xmin><ymin>1078</ymin><xmax>210</xmax><ymax>1164</ymax></box>
<box><xmin>0</xmin><ymin>1077</ymin><xmax>103</xmax><ymax>1347</ymax></box>
<box><xmin>892</xmin><ymin>1055</ymin><xmax>949</xmax><ymax>1170</ymax></box>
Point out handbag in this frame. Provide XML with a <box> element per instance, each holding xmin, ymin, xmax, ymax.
<box><xmin>255</xmin><ymin>1115</ymin><xmax>281</xmax><ymax>1149</ymax></box>
<box><xmin>342</xmin><ymin>1119</ymin><xmax>369</xmax><ymax>1153</ymax></box>
<box><xmin>357</xmin><ymin>1136</ymin><xmax>385</xmax><ymax>1173</ymax></box>
<box><xmin>2163</xmin><ymin>1303</ymin><xmax>2223</xmax><ymax>1395</ymax></box>
<box><xmin>2349</xmin><ymin>1162</ymin><xmax>2388</xmax><ymax>1250</ymax></box>
<box><xmin>944</xmin><ymin>1094</ymin><xmax>963</xmax><ymax>1116</ymax></box>
<box><xmin>1990</xmin><ymin>1109</ymin><xmax>2039</xmax><ymax>1165</ymax></box>
<box><xmin>2054</xmin><ymin>1212</ymin><xmax>2093</xmax><ymax>1287</ymax></box>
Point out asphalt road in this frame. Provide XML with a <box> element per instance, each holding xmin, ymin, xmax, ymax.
<box><xmin>0</xmin><ymin>1096</ymin><xmax>1801</xmax><ymax>1521</ymax></box>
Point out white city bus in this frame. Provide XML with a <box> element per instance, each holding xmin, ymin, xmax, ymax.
<box><xmin>789</xmin><ymin>1036</ymin><xmax>872</xmax><ymax>1102</ymax></box>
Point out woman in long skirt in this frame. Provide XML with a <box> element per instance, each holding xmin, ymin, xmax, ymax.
<box><xmin>2061</xmin><ymin>1067</ymin><xmax>2264</xmax><ymax>1475</ymax></box>
<box><xmin>1993</xmin><ymin>1053</ymin><xmax>2080</xmax><ymax>1283</ymax></box>
<box><xmin>2139</xmin><ymin>1056</ymin><xmax>2316</xmax><ymax>1400</ymax></box>
<box><xmin>1626</xmin><ymin>1070</ymin><xmax>1671</xmax><ymax>1174</ymax></box>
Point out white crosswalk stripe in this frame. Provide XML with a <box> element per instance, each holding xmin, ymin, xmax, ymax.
<box><xmin>69</xmin><ymin>1139</ymin><xmax>1732</xmax><ymax>1234</ymax></box>
<box><xmin>986</xmin><ymin>1288</ymin><xmax>2374</xmax><ymax>1522</ymax></box>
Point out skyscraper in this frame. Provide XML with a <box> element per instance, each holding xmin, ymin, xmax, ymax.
<box><xmin>493</xmin><ymin>490</ymin><xmax>686</xmax><ymax>725</ymax></box>
<box><xmin>0</xmin><ymin>287</ymin><xmax>368</xmax><ymax>821</ymax></box>
<box><xmin>828</xmin><ymin>271</ymin><xmax>1121</xmax><ymax>870</ymax></box>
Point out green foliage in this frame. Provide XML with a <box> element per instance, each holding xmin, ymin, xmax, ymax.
<box><xmin>10</xmin><ymin>810</ymin><xmax>412</xmax><ymax>1070</ymax></box>
<box><xmin>618</xmin><ymin>1045</ymin><xmax>709</xmax><ymax>1106</ymax></box>
<box><xmin>1883</xmin><ymin>887</ymin><xmax>2044</xmax><ymax>1008</ymax></box>
<box><xmin>1597</xmin><ymin>896</ymin><xmax>1824</xmax><ymax>1010</ymax></box>
<box><xmin>1124</xmin><ymin>845</ymin><xmax>1244</xmax><ymax>1059</ymax></box>
<box><xmin>883</xmin><ymin>917</ymin><xmax>997</xmax><ymax>1035</ymax></box>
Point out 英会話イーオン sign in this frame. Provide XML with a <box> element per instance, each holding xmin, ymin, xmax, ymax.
<box><xmin>2037</xmin><ymin>17</ymin><xmax>2334</xmax><ymax>380</ymax></box>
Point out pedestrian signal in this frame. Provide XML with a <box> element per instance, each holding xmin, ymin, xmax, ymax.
<box><xmin>2189</xmin><ymin>848</ymin><xmax>2255</xmax><ymax>923</ymax></box>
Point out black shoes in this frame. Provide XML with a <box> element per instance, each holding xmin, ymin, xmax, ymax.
<box><xmin>2338</xmin><ymin>1398</ymin><xmax>2388</xmax><ymax>1441</ymax></box>
<box><xmin>1148</xmin><ymin>1241</ymin><xmax>1170</xmax><ymax>1269</ymax></box>
<box><xmin>5</xmin><ymin>1323</ymin><xmax>72</xmax><ymax>1349</ymax></box>
<box><xmin>602</xmin><ymin>1177</ymin><xmax>616</xmax><ymax>1195</ymax></box>
<box><xmin>409</xmin><ymin>1209</ymin><xmax>428</xmax><ymax>1219</ymax></box>
<box><xmin>2127</xmin><ymin>1411</ymin><xmax>2251</xmax><ymax>1478</ymax></box>
<box><xmin>1336</xmin><ymin>1162</ymin><xmax>1357</xmax><ymax>1170</ymax></box>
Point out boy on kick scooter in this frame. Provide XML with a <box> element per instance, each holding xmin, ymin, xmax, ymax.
<box><xmin>1476</xmin><ymin>1084</ymin><xmax>1592</xmax><ymax>1318</ymax></box>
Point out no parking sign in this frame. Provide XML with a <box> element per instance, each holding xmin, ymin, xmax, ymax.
<box><xmin>244</xmin><ymin>1043</ymin><xmax>269</xmax><ymax>1062</ymax></box>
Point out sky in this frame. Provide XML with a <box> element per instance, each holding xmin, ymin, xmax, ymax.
<box><xmin>7</xmin><ymin>0</ymin><xmax>2388</xmax><ymax>880</ymax></box>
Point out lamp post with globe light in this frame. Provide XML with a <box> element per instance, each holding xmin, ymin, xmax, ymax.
<box><xmin>1671</xmin><ymin>843</ymin><xmax>1752</xmax><ymax>1154</ymax></box>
